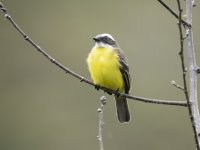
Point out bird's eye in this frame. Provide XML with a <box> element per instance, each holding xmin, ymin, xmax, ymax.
<box><xmin>105</xmin><ymin>36</ymin><xmax>109</xmax><ymax>41</ymax></box>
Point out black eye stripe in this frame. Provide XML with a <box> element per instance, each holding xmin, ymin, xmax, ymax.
<box><xmin>100</xmin><ymin>36</ymin><xmax>116</xmax><ymax>45</ymax></box>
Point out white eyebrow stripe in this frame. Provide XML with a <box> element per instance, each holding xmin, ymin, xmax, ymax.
<box><xmin>96</xmin><ymin>33</ymin><xmax>115</xmax><ymax>41</ymax></box>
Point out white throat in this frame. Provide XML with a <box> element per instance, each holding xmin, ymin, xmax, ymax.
<box><xmin>94</xmin><ymin>42</ymin><xmax>115</xmax><ymax>49</ymax></box>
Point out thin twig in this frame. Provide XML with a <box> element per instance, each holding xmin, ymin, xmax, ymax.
<box><xmin>171</xmin><ymin>80</ymin><xmax>184</xmax><ymax>91</ymax></box>
<box><xmin>176</xmin><ymin>0</ymin><xmax>189</xmax><ymax>101</ymax></box>
<box><xmin>0</xmin><ymin>2</ymin><xmax>188</xmax><ymax>107</ymax></box>
<box><xmin>192</xmin><ymin>0</ymin><xmax>196</xmax><ymax>7</ymax></box>
<box><xmin>157</xmin><ymin>0</ymin><xmax>191</xmax><ymax>27</ymax></box>
<box><xmin>123</xmin><ymin>94</ymin><xmax>187</xmax><ymax>106</ymax></box>
<box><xmin>185</xmin><ymin>0</ymin><xmax>200</xmax><ymax>149</ymax></box>
<box><xmin>97</xmin><ymin>96</ymin><xmax>106</xmax><ymax>150</ymax></box>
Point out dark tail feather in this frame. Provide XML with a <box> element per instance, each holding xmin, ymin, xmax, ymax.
<box><xmin>115</xmin><ymin>96</ymin><xmax>130</xmax><ymax>123</ymax></box>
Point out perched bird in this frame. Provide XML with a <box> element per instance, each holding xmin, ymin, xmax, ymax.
<box><xmin>87</xmin><ymin>33</ymin><xmax>131</xmax><ymax>123</ymax></box>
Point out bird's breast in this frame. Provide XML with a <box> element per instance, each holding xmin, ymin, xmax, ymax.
<box><xmin>87</xmin><ymin>47</ymin><xmax>124</xmax><ymax>91</ymax></box>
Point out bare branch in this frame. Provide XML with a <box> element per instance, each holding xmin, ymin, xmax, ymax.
<box><xmin>97</xmin><ymin>96</ymin><xmax>106</xmax><ymax>150</ymax></box>
<box><xmin>185</xmin><ymin>0</ymin><xmax>200</xmax><ymax>149</ymax></box>
<box><xmin>124</xmin><ymin>94</ymin><xmax>187</xmax><ymax>106</ymax></box>
<box><xmin>0</xmin><ymin>2</ymin><xmax>188</xmax><ymax>107</ymax></box>
<box><xmin>157</xmin><ymin>0</ymin><xmax>191</xmax><ymax>27</ymax></box>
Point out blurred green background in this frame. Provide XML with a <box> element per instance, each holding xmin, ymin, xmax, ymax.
<box><xmin>0</xmin><ymin>0</ymin><xmax>200</xmax><ymax>150</ymax></box>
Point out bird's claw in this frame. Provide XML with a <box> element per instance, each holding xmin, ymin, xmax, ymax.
<box><xmin>115</xmin><ymin>88</ymin><xmax>120</xmax><ymax>97</ymax></box>
<box><xmin>95</xmin><ymin>84</ymin><xmax>100</xmax><ymax>91</ymax></box>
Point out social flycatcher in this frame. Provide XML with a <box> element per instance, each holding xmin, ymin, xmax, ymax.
<box><xmin>87</xmin><ymin>33</ymin><xmax>131</xmax><ymax>123</ymax></box>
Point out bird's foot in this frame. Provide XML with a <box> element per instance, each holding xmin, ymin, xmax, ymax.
<box><xmin>94</xmin><ymin>84</ymin><xmax>100</xmax><ymax>91</ymax></box>
<box><xmin>115</xmin><ymin>88</ymin><xmax>121</xmax><ymax>97</ymax></box>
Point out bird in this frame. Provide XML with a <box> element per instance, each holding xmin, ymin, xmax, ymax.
<box><xmin>86</xmin><ymin>33</ymin><xmax>131</xmax><ymax>123</ymax></box>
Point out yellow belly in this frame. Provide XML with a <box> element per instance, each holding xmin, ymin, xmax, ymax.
<box><xmin>87</xmin><ymin>47</ymin><xmax>124</xmax><ymax>92</ymax></box>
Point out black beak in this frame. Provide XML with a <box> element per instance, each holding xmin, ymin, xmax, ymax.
<box><xmin>93</xmin><ymin>37</ymin><xmax>99</xmax><ymax>42</ymax></box>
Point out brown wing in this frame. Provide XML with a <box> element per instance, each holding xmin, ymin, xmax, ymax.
<box><xmin>116</xmin><ymin>48</ymin><xmax>131</xmax><ymax>94</ymax></box>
